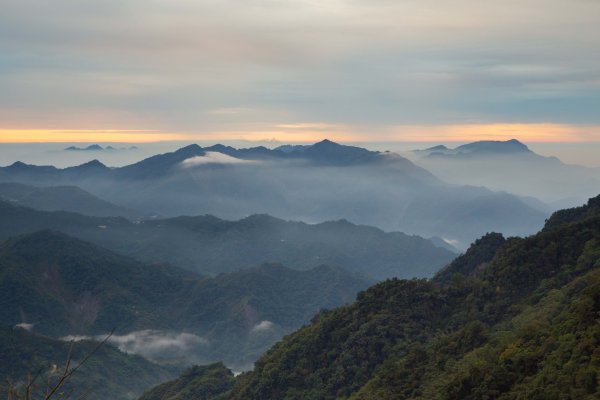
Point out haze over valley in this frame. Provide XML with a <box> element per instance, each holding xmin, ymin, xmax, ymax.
<box><xmin>0</xmin><ymin>139</ymin><xmax>559</xmax><ymax>249</ymax></box>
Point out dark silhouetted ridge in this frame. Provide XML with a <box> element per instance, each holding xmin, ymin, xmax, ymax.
<box><xmin>544</xmin><ymin>193</ymin><xmax>600</xmax><ymax>230</ymax></box>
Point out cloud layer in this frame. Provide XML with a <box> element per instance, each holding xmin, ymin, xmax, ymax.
<box><xmin>1</xmin><ymin>0</ymin><xmax>599</xmax><ymax>140</ymax></box>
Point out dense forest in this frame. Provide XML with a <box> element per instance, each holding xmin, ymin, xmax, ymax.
<box><xmin>143</xmin><ymin>195</ymin><xmax>600</xmax><ymax>399</ymax></box>
<box><xmin>0</xmin><ymin>230</ymin><xmax>370</xmax><ymax>394</ymax></box>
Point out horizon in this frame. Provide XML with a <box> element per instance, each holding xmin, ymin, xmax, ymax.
<box><xmin>2</xmin><ymin>138</ymin><xmax>600</xmax><ymax>169</ymax></box>
<box><xmin>1</xmin><ymin>123</ymin><xmax>600</xmax><ymax>143</ymax></box>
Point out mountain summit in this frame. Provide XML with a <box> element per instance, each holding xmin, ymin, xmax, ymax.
<box><xmin>415</xmin><ymin>139</ymin><xmax>532</xmax><ymax>157</ymax></box>
<box><xmin>294</xmin><ymin>139</ymin><xmax>382</xmax><ymax>165</ymax></box>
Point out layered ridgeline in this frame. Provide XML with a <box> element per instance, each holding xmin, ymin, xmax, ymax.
<box><xmin>0</xmin><ymin>230</ymin><xmax>370</xmax><ymax>370</ymax></box>
<box><xmin>0</xmin><ymin>140</ymin><xmax>548</xmax><ymax>248</ymax></box>
<box><xmin>0</xmin><ymin>182</ymin><xmax>142</xmax><ymax>219</ymax></box>
<box><xmin>411</xmin><ymin>139</ymin><xmax>600</xmax><ymax>208</ymax></box>
<box><xmin>0</xmin><ymin>200</ymin><xmax>455</xmax><ymax>280</ymax></box>
<box><xmin>0</xmin><ymin>325</ymin><xmax>175</xmax><ymax>400</ymax></box>
<box><xmin>150</xmin><ymin>195</ymin><xmax>600</xmax><ymax>399</ymax></box>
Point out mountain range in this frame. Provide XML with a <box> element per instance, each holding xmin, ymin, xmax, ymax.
<box><xmin>145</xmin><ymin>194</ymin><xmax>600</xmax><ymax>399</ymax></box>
<box><xmin>0</xmin><ymin>139</ymin><xmax>550</xmax><ymax>248</ymax></box>
<box><xmin>0</xmin><ymin>199</ymin><xmax>455</xmax><ymax>280</ymax></box>
<box><xmin>65</xmin><ymin>144</ymin><xmax>138</xmax><ymax>151</ymax></box>
<box><xmin>411</xmin><ymin>139</ymin><xmax>600</xmax><ymax>207</ymax></box>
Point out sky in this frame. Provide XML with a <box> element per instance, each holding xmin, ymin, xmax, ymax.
<box><xmin>1</xmin><ymin>0</ymin><xmax>599</xmax><ymax>143</ymax></box>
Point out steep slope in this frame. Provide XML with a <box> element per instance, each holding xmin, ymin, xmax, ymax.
<box><xmin>0</xmin><ymin>200</ymin><xmax>454</xmax><ymax>280</ymax></box>
<box><xmin>0</xmin><ymin>325</ymin><xmax>175</xmax><ymax>400</ymax></box>
<box><xmin>171</xmin><ymin>194</ymin><xmax>600</xmax><ymax>399</ymax></box>
<box><xmin>0</xmin><ymin>182</ymin><xmax>141</xmax><ymax>218</ymax></box>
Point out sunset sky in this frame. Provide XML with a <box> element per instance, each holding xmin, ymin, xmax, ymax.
<box><xmin>1</xmin><ymin>0</ymin><xmax>599</xmax><ymax>143</ymax></box>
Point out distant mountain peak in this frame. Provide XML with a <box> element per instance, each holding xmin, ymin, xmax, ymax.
<box><xmin>79</xmin><ymin>159</ymin><xmax>107</xmax><ymax>168</ymax></box>
<box><xmin>415</xmin><ymin>138</ymin><xmax>533</xmax><ymax>158</ymax></box>
<box><xmin>205</xmin><ymin>143</ymin><xmax>233</xmax><ymax>152</ymax></box>
<box><xmin>175</xmin><ymin>144</ymin><xmax>203</xmax><ymax>153</ymax></box>
<box><xmin>455</xmin><ymin>139</ymin><xmax>532</xmax><ymax>154</ymax></box>
<box><xmin>315</xmin><ymin>138</ymin><xmax>336</xmax><ymax>145</ymax></box>
<box><xmin>5</xmin><ymin>161</ymin><xmax>57</xmax><ymax>173</ymax></box>
<box><xmin>301</xmin><ymin>139</ymin><xmax>382</xmax><ymax>165</ymax></box>
<box><xmin>65</xmin><ymin>144</ymin><xmax>104</xmax><ymax>151</ymax></box>
<box><xmin>426</xmin><ymin>145</ymin><xmax>449</xmax><ymax>151</ymax></box>
<box><xmin>241</xmin><ymin>213</ymin><xmax>284</xmax><ymax>225</ymax></box>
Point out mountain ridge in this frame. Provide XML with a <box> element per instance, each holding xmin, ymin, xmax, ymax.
<box><xmin>414</xmin><ymin>139</ymin><xmax>533</xmax><ymax>157</ymax></box>
<box><xmin>0</xmin><ymin>140</ymin><xmax>549</xmax><ymax>246</ymax></box>
<box><xmin>410</xmin><ymin>139</ymin><xmax>600</xmax><ymax>206</ymax></box>
<box><xmin>0</xmin><ymin>199</ymin><xmax>455</xmax><ymax>280</ymax></box>
<box><xmin>0</xmin><ymin>182</ymin><xmax>141</xmax><ymax>218</ymax></box>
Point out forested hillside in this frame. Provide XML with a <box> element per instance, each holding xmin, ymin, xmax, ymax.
<box><xmin>0</xmin><ymin>231</ymin><xmax>370</xmax><ymax>370</ymax></box>
<box><xmin>150</xmin><ymin>195</ymin><xmax>600</xmax><ymax>399</ymax></box>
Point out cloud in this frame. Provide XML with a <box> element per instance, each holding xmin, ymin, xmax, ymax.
<box><xmin>1</xmin><ymin>0</ymin><xmax>599</xmax><ymax>139</ymax></box>
<box><xmin>62</xmin><ymin>330</ymin><xmax>209</xmax><ymax>363</ymax></box>
<box><xmin>107</xmin><ymin>330</ymin><xmax>208</xmax><ymax>357</ymax></box>
<box><xmin>181</xmin><ymin>151</ymin><xmax>260</xmax><ymax>167</ymax></box>
<box><xmin>250</xmin><ymin>320</ymin><xmax>275</xmax><ymax>333</ymax></box>
<box><xmin>441</xmin><ymin>237</ymin><xmax>461</xmax><ymax>248</ymax></box>
<box><xmin>14</xmin><ymin>322</ymin><xmax>34</xmax><ymax>331</ymax></box>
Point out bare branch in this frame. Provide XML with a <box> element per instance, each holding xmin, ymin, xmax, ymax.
<box><xmin>44</xmin><ymin>329</ymin><xmax>115</xmax><ymax>400</ymax></box>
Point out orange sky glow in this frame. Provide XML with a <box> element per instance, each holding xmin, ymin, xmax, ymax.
<box><xmin>0</xmin><ymin>124</ymin><xmax>598</xmax><ymax>144</ymax></box>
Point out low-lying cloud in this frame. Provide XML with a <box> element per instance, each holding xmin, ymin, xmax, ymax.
<box><xmin>14</xmin><ymin>322</ymin><xmax>34</xmax><ymax>331</ymax></box>
<box><xmin>250</xmin><ymin>320</ymin><xmax>275</xmax><ymax>334</ymax></box>
<box><xmin>181</xmin><ymin>152</ymin><xmax>260</xmax><ymax>167</ymax></box>
<box><xmin>62</xmin><ymin>330</ymin><xmax>209</xmax><ymax>364</ymax></box>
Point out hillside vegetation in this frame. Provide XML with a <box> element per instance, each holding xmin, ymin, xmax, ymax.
<box><xmin>149</xmin><ymin>195</ymin><xmax>600</xmax><ymax>399</ymax></box>
<box><xmin>0</xmin><ymin>231</ymin><xmax>370</xmax><ymax>369</ymax></box>
<box><xmin>0</xmin><ymin>325</ymin><xmax>175</xmax><ymax>400</ymax></box>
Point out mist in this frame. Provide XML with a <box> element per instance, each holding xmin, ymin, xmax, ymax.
<box><xmin>63</xmin><ymin>330</ymin><xmax>211</xmax><ymax>365</ymax></box>
<box><xmin>0</xmin><ymin>141</ymin><xmax>557</xmax><ymax>249</ymax></box>
<box><xmin>404</xmin><ymin>144</ymin><xmax>600</xmax><ymax>208</ymax></box>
